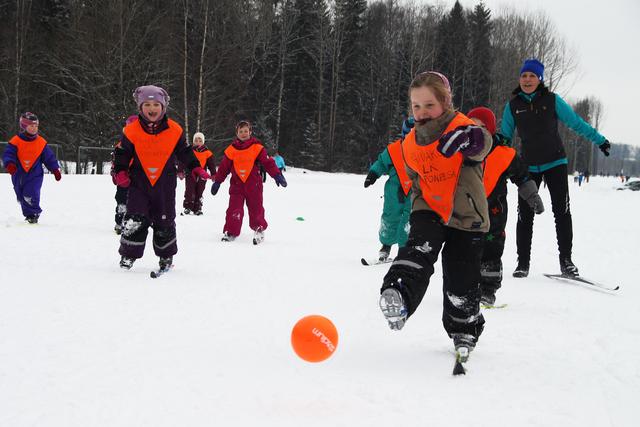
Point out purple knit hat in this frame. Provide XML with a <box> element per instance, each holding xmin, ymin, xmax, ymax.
<box><xmin>19</xmin><ymin>112</ymin><xmax>39</xmax><ymax>134</ymax></box>
<box><xmin>132</xmin><ymin>85</ymin><xmax>170</xmax><ymax>114</ymax></box>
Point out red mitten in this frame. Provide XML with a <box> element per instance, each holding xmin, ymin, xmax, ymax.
<box><xmin>6</xmin><ymin>163</ymin><xmax>17</xmax><ymax>175</ymax></box>
<box><xmin>53</xmin><ymin>169</ymin><xmax>62</xmax><ymax>181</ymax></box>
<box><xmin>191</xmin><ymin>166</ymin><xmax>211</xmax><ymax>181</ymax></box>
<box><xmin>114</xmin><ymin>170</ymin><xmax>131</xmax><ymax>188</ymax></box>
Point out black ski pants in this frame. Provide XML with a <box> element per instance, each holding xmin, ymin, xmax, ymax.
<box><xmin>114</xmin><ymin>186</ymin><xmax>128</xmax><ymax>226</ymax></box>
<box><xmin>480</xmin><ymin>191</ymin><xmax>508</xmax><ymax>293</ymax></box>
<box><xmin>382</xmin><ymin>210</ymin><xmax>485</xmax><ymax>340</ymax></box>
<box><xmin>517</xmin><ymin>163</ymin><xmax>572</xmax><ymax>263</ymax></box>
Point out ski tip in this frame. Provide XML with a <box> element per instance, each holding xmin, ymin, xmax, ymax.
<box><xmin>361</xmin><ymin>258</ymin><xmax>369</xmax><ymax>266</ymax></box>
<box><xmin>452</xmin><ymin>361</ymin><xmax>466</xmax><ymax>376</ymax></box>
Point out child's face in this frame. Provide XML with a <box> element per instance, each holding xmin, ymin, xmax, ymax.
<box><xmin>194</xmin><ymin>137</ymin><xmax>203</xmax><ymax>146</ymax></box>
<box><xmin>410</xmin><ymin>86</ymin><xmax>445</xmax><ymax>122</ymax></box>
<box><xmin>236</xmin><ymin>126</ymin><xmax>251</xmax><ymax>141</ymax></box>
<box><xmin>519</xmin><ymin>72</ymin><xmax>540</xmax><ymax>94</ymax></box>
<box><xmin>141</xmin><ymin>101</ymin><xmax>163</xmax><ymax>122</ymax></box>
<box><xmin>25</xmin><ymin>123</ymin><xmax>39</xmax><ymax>135</ymax></box>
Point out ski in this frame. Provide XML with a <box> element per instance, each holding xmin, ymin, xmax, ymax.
<box><xmin>253</xmin><ymin>236</ymin><xmax>264</xmax><ymax>245</ymax></box>
<box><xmin>481</xmin><ymin>303</ymin><xmax>508</xmax><ymax>309</ymax></box>
<box><xmin>452</xmin><ymin>348</ymin><xmax>469</xmax><ymax>376</ymax></box>
<box><xmin>543</xmin><ymin>273</ymin><xmax>620</xmax><ymax>292</ymax></box>
<box><xmin>150</xmin><ymin>265</ymin><xmax>173</xmax><ymax>279</ymax></box>
<box><xmin>361</xmin><ymin>257</ymin><xmax>393</xmax><ymax>266</ymax></box>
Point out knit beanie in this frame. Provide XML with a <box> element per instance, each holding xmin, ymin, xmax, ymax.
<box><xmin>132</xmin><ymin>85</ymin><xmax>170</xmax><ymax>114</ymax></box>
<box><xmin>193</xmin><ymin>132</ymin><xmax>205</xmax><ymax>144</ymax></box>
<box><xmin>19</xmin><ymin>112</ymin><xmax>39</xmax><ymax>134</ymax></box>
<box><xmin>520</xmin><ymin>59</ymin><xmax>544</xmax><ymax>81</ymax></box>
<box><xmin>467</xmin><ymin>107</ymin><xmax>496</xmax><ymax>135</ymax></box>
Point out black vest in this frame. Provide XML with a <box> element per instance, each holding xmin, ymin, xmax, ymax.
<box><xmin>509</xmin><ymin>86</ymin><xmax>565</xmax><ymax>165</ymax></box>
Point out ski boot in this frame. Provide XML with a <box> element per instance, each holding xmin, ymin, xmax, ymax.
<box><xmin>512</xmin><ymin>259</ymin><xmax>529</xmax><ymax>278</ymax></box>
<box><xmin>25</xmin><ymin>215</ymin><xmax>39</xmax><ymax>224</ymax></box>
<box><xmin>378</xmin><ymin>244</ymin><xmax>392</xmax><ymax>262</ymax></box>
<box><xmin>120</xmin><ymin>256</ymin><xmax>135</xmax><ymax>270</ymax></box>
<box><xmin>452</xmin><ymin>333</ymin><xmax>476</xmax><ymax>363</ymax></box>
<box><xmin>253</xmin><ymin>227</ymin><xmax>264</xmax><ymax>245</ymax></box>
<box><xmin>379</xmin><ymin>287</ymin><xmax>407</xmax><ymax>331</ymax></box>
<box><xmin>559</xmin><ymin>256</ymin><xmax>579</xmax><ymax>277</ymax></box>
<box><xmin>480</xmin><ymin>289</ymin><xmax>497</xmax><ymax>306</ymax></box>
<box><xmin>181</xmin><ymin>208</ymin><xmax>192</xmax><ymax>216</ymax></box>
<box><xmin>194</xmin><ymin>210</ymin><xmax>203</xmax><ymax>216</ymax></box>
<box><xmin>221</xmin><ymin>231</ymin><xmax>236</xmax><ymax>242</ymax></box>
<box><xmin>158</xmin><ymin>256</ymin><xmax>173</xmax><ymax>272</ymax></box>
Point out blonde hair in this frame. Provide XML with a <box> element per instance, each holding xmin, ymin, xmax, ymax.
<box><xmin>408</xmin><ymin>71</ymin><xmax>454</xmax><ymax>112</ymax></box>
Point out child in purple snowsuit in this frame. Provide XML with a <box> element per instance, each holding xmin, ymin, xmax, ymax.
<box><xmin>210</xmin><ymin>121</ymin><xmax>287</xmax><ymax>243</ymax></box>
<box><xmin>179</xmin><ymin>132</ymin><xmax>216</xmax><ymax>216</ymax></box>
<box><xmin>113</xmin><ymin>85</ymin><xmax>210</xmax><ymax>271</ymax></box>
<box><xmin>2</xmin><ymin>112</ymin><xmax>62</xmax><ymax>224</ymax></box>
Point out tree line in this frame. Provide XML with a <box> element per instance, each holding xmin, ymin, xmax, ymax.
<box><xmin>1</xmin><ymin>0</ymin><xmax>636</xmax><ymax>175</ymax></box>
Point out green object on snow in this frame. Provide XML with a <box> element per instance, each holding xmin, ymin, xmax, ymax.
<box><xmin>296</xmin><ymin>217</ymin><xmax>305</xmax><ymax>221</ymax></box>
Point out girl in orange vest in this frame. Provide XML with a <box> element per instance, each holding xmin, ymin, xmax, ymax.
<box><xmin>378</xmin><ymin>71</ymin><xmax>493</xmax><ymax>362</ymax></box>
<box><xmin>2</xmin><ymin>112</ymin><xmax>62</xmax><ymax>224</ymax></box>
<box><xmin>113</xmin><ymin>85</ymin><xmax>210</xmax><ymax>272</ymax></box>
<box><xmin>466</xmin><ymin>107</ymin><xmax>544</xmax><ymax>307</ymax></box>
<box><xmin>210</xmin><ymin>120</ymin><xmax>286</xmax><ymax>244</ymax></box>
<box><xmin>179</xmin><ymin>132</ymin><xmax>216</xmax><ymax>216</ymax></box>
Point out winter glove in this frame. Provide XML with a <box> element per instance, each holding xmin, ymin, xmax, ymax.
<box><xmin>191</xmin><ymin>166</ymin><xmax>211</xmax><ymax>181</ymax></box>
<box><xmin>518</xmin><ymin>179</ymin><xmax>544</xmax><ymax>214</ymax></box>
<box><xmin>53</xmin><ymin>169</ymin><xmax>62</xmax><ymax>181</ymax></box>
<box><xmin>599</xmin><ymin>139</ymin><xmax>611</xmax><ymax>157</ymax></box>
<box><xmin>364</xmin><ymin>171</ymin><xmax>379</xmax><ymax>188</ymax></box>
<box><xmin>177</xmin><ymin>171</ymin><xmax>185</xmax><ymax>180</ymax></box>
<box><xmin>275</xmin><ymin>174</ymin><xmax>288</xmax><ymax>187</ymax></box>
<box><xmin>437</xmin><ymin>125</ymin><xmax>485</xmax><ymax>158</ymax></box>
<box><xmin>114</xmin><ymin>170</ymin><xmax>131</xmax><ymax>188</ymax></box>
<box><xmin>5</xmin><ymin>163</ymin><xmax>17</xmax><ymax>176</ymax></box>
<box><xmin>401</xmin><ymin>117</ymin><xmax>415</xmax><ymax>138</ymax></box>
<box><xmin>210</xmin><ymin>181</ymin><xmax>221</xmax><ymax>195</ymax></box>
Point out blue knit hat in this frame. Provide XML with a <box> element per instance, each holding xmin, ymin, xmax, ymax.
<box><xmin>520</xmin><ymin>59</ymin><xmax>544</xmax><ymax>81</ymax></box>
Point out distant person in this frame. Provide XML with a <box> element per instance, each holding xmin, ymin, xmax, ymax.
<box><xmin>500</xmin><ymin>59</ymin><xmax>611</xmax><ymax>277</ymax></box>
<box><xmin>111</xmin><ymin>114</ymin><xmax>138</xmax><ymax>234</ymax></box>
<box><xmin>378</xmin><ymin>71</ymin><xmax>492</xmax><ymax>361</ymax></box>
<box><xmin>210</xmin><ymin>120</ymin><xmax>286</xmax><ymax>244</ymax></box>
<box><xmin>363</xmin><ymin>139</ymin><xmax>412</xmax><ymax>262</ymax></box>
<box><xmin>466</xmin><ymin>106</ymin><xmax>543</xmax><ymax>306</ymax></box>
<box><xmin>273</xmin><ymin>151</ymin><xmax>286</xmax><ymax>172</ymax></box>
<box><xmin>584</xmin><ymin>169</ymin><xmax>590</xmax><ymax>183</ymax></box>
<box><xmin>114</xmin><ymin>85</ymin><xmax>210</xmax><ymax>272</ymax></box>
<box><xmin>2</xmin><ymin>112</ymin><xmax>62</xmax><ymax>224</ymax></box>
<box><xmin>179</xmin><ymin>132</ymin><xmax>216</xmax><ymax>216</ymax></box>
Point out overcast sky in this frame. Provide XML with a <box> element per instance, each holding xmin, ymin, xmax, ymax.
<box><xmin>426</xmin><ymin>0</ymin><xmax>639</xmax><ymax>147</ymax></box>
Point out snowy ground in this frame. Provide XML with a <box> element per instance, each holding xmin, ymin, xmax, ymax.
<box><xmin>0</xmin><ymin>170</ymin><xmax>638</xmax><ymax>426</ymax></box>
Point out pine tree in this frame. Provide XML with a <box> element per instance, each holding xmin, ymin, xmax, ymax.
<box><xmin>467</xmin><ymin>2</ymin><xmax>492</xmax><ymax>110</ymax></box>
<box><xmin>435</xmin><ymin>1</ymin><xmax>468</xmax><ymax>111</ymax></box>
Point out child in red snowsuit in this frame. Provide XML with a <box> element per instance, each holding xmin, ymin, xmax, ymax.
<box><xmin>180</xmin><ymin>132</ymin><xmax>216</xmax><ymax>215</ymax></box>
<box><xmin>210</xmin><ymin>121</ymin><xmax>287</xmax><ymax>243</ymax></box>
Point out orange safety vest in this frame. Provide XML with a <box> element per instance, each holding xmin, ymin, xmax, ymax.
<box><xmin>402</xmin><ymin>112</ymin><xmax>476</xmax><ymax>223</ymax></box>
<box><xmin>224</xmin><ymin>144</ymin><xmax>264</xmax><ymax>183</ymax></box>
<box><xmin>9</xmin><ymin>135</ymin><xmax>48</xmax><ymax>173</ymax></box>
<box><xmin>387</xmin><ymin>139</ymin><xmax>412</xmax><ymax>196</ymax></box>
<box><xmin>194</xmin><ymin>148</ymin><xmax>213</xmax><ymax>168</ymax></box>
<box><xmin>483</xmin><ymin>146</ymin><xmax>516</xmax><ymax>197</ymax></box>
<box><xmin>123</xmin><ymin>119</ymin><xmax>182</xmax><ymax>186</ymax></box>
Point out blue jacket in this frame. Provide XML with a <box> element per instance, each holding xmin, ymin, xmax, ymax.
<box><xmin>500</xmin><ymin>86</ymin><xmax>606</xmax><ymax>173</ymax></box>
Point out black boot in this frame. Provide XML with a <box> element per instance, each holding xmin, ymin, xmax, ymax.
<box><xmin>378</xmin><ymin>244</ymin><xmax>392</xmax><ymax>261</ymax></box>
<box><xmin>25</xmin><ymin>215</ymin><xmax>39</xmax><ymax>224</ymax></box>
<box><xmin>512</xmin><ymin>259</ymin><xmax>529</xmax><ymax>278</ymax></box>
<box><xmin>159</xmin><ymin>256</ymin><xmax>173</xmax><ymax>271</ymax></box>
<box><xmin>120</xmin><ymin>256</ymin><xmax>135</xmax><ymax>270</ymax></box>
<box><xmin>560</xmin><ymin>256</ymin><xmax>579</xmax><ymax>277</ymax></box>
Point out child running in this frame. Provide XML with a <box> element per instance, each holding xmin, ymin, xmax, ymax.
<box><xmin>210</xmin><ymin>120</ymin><xmax>287</xmax><ymax>244</ymax></box>
<box><xmin>180</xmin><ymin>132</ymin><xmax>216</xmax><ymax>216</ymax></box>
<box><xmin>2</xmin><ymin>112</ymin><xmax>62</xmax><ymax>224</ymax></box>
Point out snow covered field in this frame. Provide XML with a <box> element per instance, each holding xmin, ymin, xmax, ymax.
<box><xmin>0</xmin><ymin>170</ymin><xmax>638</xmax><ymax>426</ymax></box>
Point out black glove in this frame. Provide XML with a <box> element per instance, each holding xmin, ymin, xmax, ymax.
<box><xmin>518</xmin><ymin>180</ymin><xmax>544</xmax><ymax>214</ymax></box>
<box><xmin>210</xmin><ymin>181</ymin><xmax>221</xmax><ymax>195</ymax></box>
<box><xmin>401</xmin><ymin>117</ymin><xmax>415</xmax><ymax>138</ymax></box>
<box><xmin>599</xmin><ymin>140</ymin><xmax>611</xmax><ymax>156</ymax></box>
<box><xmin>364</xmin><ymin>171</ymin><xmax>379</xmax><ymax>188</ymax></box>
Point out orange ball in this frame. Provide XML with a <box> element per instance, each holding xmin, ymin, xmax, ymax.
<box><xmin>291</xmin><ymin>315</ymin><xmax>338</xmax><ymax>362</ymax></box>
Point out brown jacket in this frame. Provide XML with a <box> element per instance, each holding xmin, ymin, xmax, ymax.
<box><xmin>406</xmin><ymin>110</ymin><xmax>492</xmax><ymax>232</ymax></box>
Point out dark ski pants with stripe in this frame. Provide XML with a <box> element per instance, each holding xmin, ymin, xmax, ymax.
<box><xmin>382</xmin><ymin>210</ymin><xmax>485</xmax><ymax>341</ymax></box>
<box><xmin>517</xmin><ymin>163</ymin><xmax>572</xmax><ymax>263</ymax></box>
<box><xmin>119</xmin><ymin>183</ymin><xmax>177</xmax><ymax>260</ymax></box>
<box><xmin>480</xmin><ymin>192</ymin><xmax>508</xmax><ymax>294</ymax></box>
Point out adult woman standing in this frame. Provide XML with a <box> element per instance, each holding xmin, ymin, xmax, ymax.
<box><xmin>500</xmin><ymin>59</ymin><xmax>611</xmax><ymax>278</ymax></box>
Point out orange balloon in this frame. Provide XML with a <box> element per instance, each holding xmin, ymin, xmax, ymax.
<box><xmin>291</xmin><ymin>315</ymin><xmax>339</xmax><ymax>362</ymax></box>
